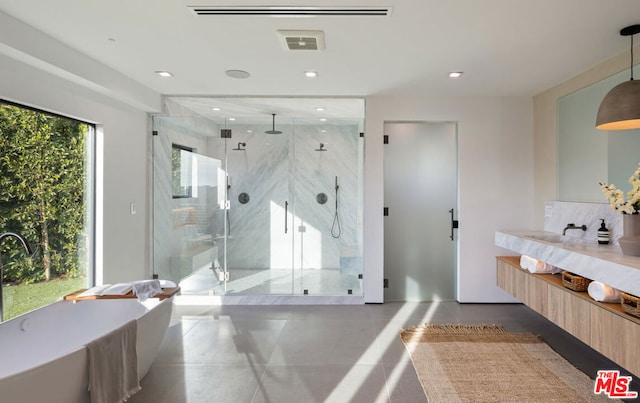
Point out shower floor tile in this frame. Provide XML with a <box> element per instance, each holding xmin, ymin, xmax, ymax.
<box><xmin>179</xmin><ymin>266</ymin><xmax>362</xmax><ymax>296</ymax></box>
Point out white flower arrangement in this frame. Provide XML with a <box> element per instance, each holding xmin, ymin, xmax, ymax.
<box><xmin>600</xmin><ymin>163</ymin><xmax>640</xmax><ymax>214</ymax></box>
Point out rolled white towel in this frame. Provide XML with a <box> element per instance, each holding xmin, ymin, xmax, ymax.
<box><xmin>519</xmin><ymin>255</ymin><xmax>561</xmax><ymax>274</ymax></box>
<box><xmin>587</xmin><ymin>281</ymin><xmax>621</xmax><ymax>303</ymax></box>
<box><xmin>159</xmin><ymin>279</ymin><xmax>177</xmax><ymax>288</ymax></box>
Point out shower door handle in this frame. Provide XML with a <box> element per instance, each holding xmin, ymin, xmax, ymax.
<box><xmin>449</xmin><ymin>208</ymin><xmax>459</xmax><ymax>241</ymax></box>
<box><xmin>285</xmin><ymin>201</ymin><xmax>288</xmax><ymax>234</ymax></box>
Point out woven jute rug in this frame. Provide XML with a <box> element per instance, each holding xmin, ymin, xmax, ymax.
<box><xmin>400</xmin><ymin>324</ymin><xmax>616</xmax><ymax>403</ymax></box>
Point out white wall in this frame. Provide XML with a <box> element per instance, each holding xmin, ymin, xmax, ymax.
<box><xmin>364</xmin><ymin>94</ymin><xmax>534</xmax><ymax>303</ymax></box>
<box><xmin>0</xmin><ymin>53</ymin><xmax>156</xmax><ymax>284</ymax></box>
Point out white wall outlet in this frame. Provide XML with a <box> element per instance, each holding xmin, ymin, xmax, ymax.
<box><xmin>130</xmin><ymin>202</ymin><xmax>137</xmax><ymax>215</ymax></box>
<box><xmin>545</xmin><ymin>205</ymin><xmax>552</xmax><ymax>218</ymax></box>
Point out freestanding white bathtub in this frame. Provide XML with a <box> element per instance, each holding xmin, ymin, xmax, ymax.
<box><xmin>0</xmin><ymin>296</ymin><xmax>173</xmax><ymax>403</ymax></box>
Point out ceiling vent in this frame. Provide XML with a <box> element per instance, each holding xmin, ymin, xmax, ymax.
<box><xmin>277</xmin><ymin>30</ymin><xmax>325</xmax><ymax>51</ymax></box>
<box><xmin>188</xmin><ymin>6</ymin><xmax>392</xmax><ymax>17</ymax></box>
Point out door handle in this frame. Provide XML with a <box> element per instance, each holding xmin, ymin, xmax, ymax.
<box><xmin>449</xmin><ymin>208</ymin><xmax>459</xmax><ymax>241</ymax></box>
<box><xmin>285</xmin><ymin>201</ymin><xmax>289</xmax><ymax>234</ymax></box>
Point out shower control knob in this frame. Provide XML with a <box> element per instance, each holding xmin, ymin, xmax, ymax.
<box><xmin>238</xmin><ymin>192</ymin><xmax>250</xmax><ymax>204</ymax></box>
<box><xmin>316</xmin><ymin>193</ymin><xmax>328</xmax><ymax>204</ymax></box>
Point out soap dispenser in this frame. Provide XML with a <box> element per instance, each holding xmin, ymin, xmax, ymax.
<box><xmin>598</xmin><ymin>219</ymin><xmax>610</xmax><ymax>245</ymax></box>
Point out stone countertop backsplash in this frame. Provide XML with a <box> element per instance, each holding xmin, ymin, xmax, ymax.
<box><xmin>544</xmin><ymin>201</ymin><xmax>622</xmax><ymax>245</ymax></box>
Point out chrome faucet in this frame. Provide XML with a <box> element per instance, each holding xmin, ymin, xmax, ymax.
<box><xmin>562</xmin><ymin>223</ymin><xmax>587</xmax><ymax>236</ymax></box>
<box><xmin>0</xmin><ymin>232</ymin><xmax>33</xmax><ymax>322</ymax></box>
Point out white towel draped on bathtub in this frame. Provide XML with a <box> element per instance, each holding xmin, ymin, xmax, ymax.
<box><xmin>519</xmin><ymin>255</ymin><xmax>562</xmax><ymax>274</ymax></box>
<box><xmin>87</xmin><ymin>319</ymin><xmax>140</xmax><ymax>403</ymax></box>
<box><xmin>587</xmin><ymin>281</ymin><xmax>621</xmax><ymax>303</ymax></box>
<box><xmin>130</xmin><ymin>279</ymin><xmax>162</xmax><ymax>301</ymax></box>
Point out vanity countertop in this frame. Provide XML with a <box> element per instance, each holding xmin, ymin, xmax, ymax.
<box><xmin>495</xmin><ymin>230</ymin><xmax>640</xmax><ymax>297</ymax></box>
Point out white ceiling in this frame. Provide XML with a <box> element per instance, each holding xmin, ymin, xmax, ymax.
<box><xmin>1</xmin><ymin>0</ymin><xmax>640</xmax><ymax>116</ymax></box>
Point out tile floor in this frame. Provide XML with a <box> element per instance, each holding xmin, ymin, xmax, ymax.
<box><xmin>128</xmin><ymin>301</ymin><xmax>639</xmax><ymax>403</ymax></box>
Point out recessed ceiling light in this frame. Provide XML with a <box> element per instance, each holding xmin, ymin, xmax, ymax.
<box><xmin>225</xmin><ymin>69</ymin><xmax>250</xmax><ymax>79</ymax></box>
<box><xmin>211</xmin><ymin>107</ymin><xmax>221</xmax><ymax>111</ymax></box>
<box><xmin>448</xmin><ymin>71</ymin><xmax>463</xmax><ymax>78</ymax></box>
<box><xmin>321</xmin><ymin>130</ymin><xmax>327</xmax><ymax>133</ymax></box>
<box><xmin>155</xmin><ymin>71</ymin><xmax>173</xmax><ymax>77</ymax></box>
<box><xmin>247</xmin><ymin>130</ymin><xmax>253</xmax><ymax>133</ymax></box>
<box><xmin>320</xmin><ymin>118</ymin><xmax>327</xmax><ymax>122</ymax></box>
<box><xmin>315</xmin><ymin>107</ymin><xmax>325</xmax><ymax>112</ymax></box>
<box><xmin>228</xmin><ymin>117</ymin><xmax>236</xmax><ymax>121</ymax></box>
<box><xmin>305</xmin><ymin>71</ymin><xmax>318</xmax><ymax>78</ymax></box>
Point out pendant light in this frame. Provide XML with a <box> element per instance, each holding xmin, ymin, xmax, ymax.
<box><xmin>596</xmin><ymin>24</ymin><xmax>640</xmax><ymax>130</ymax></box>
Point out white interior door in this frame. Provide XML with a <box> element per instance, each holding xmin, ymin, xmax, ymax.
<box><xmin>383</xmin><ymin>122</ymin><xmax>458</xmax><ymax>301</ymax></box>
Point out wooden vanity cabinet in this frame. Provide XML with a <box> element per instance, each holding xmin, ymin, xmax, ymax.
<box><xmin>497</xmin><ymin>255</ymin><xmax>640</xmax><ymax>376</ymax></box>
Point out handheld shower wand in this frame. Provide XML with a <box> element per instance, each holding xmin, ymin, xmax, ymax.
<box><xmin>331</xmin><ymin>176</ymin><xmax>342</xmax><ymax>238</ymax></box>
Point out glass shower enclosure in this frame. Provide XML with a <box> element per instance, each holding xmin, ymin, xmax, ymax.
<box><xmin>152</xmin><ymin>97</ymin><xmax>364</xmax><ymax>297</ymax></box>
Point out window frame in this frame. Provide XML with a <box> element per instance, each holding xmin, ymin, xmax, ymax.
<box><xmin>172</xmin><ymin>143</ymin><xmax>195</xmax><ymax>199</ymax></box>
<box><xmin>0</xmin><ymin>99</ymin><xmax>96</xmax><ymax>311</ymax></box>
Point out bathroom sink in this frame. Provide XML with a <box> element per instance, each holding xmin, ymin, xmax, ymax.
<box><xmin>522</xmin><ymin>233</ymin><xmax>566</xmax><ymax>243</ymax></box>
<box><xmin>521</xmin><ymin>233</ymin><xmax>593</xmax><ymax>245</ymax></box>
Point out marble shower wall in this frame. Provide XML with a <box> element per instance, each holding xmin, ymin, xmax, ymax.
<box><xmin>208</xmin><ymin>121</ymin><xmax>364</xmax><ymax>272</ymax></box>
<box><xmin>544</xmin><ymin>201</ymin><xmax>622</xmax><ymax>244</ymax></box>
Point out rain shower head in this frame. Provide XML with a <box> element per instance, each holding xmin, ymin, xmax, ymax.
<box><xmin>265</xmin><ymin>113</ymin><xmax>282</xmax><ymax>134</ymax></box>
<box><xmin>315</xmin><ymin>143</ymin><xmax>327</xmax><ymax>151</ymax></box>
<box><xmin>232</xmin><ymin>142</ymin><xmax>246</xmax><ymax>150</ymax></box>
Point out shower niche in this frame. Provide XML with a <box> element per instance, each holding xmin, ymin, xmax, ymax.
<box><xmin>152</xmin><ymin>97</ymin><xmax>365</xmax><ymax>297</ymax></box>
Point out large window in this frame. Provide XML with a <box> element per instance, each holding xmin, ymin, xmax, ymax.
<box><xmin>172</xmin><ymin>144</ymin><xmax>194</xmax><ymax>199</ymax></box>
<box><xmin>0</xmin><ymin>101</ymin><xmax>94</xmax><ymax>320</ymax></box>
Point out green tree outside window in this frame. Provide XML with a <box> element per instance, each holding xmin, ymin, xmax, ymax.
<box><xmin>0</xmin><ymin>103</ymin><xmax>91</xmax><ymax>318</ymax></box>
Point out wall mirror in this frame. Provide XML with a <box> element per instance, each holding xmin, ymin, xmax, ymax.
<box><xmin>558</xmin><ymin>64</ymin><xmax>640</xmax><ymax>202</ymax></box>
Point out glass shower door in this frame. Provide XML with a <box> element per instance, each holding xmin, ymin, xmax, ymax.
<box><xmin>222</xmin><ymin>117</ymin><xmax>295</xmax><ymax>294</ymax></box>
<box><xmin>294</xmin><ymin>118</ymin><xmax>364</xmax><ymax>295</ymax></box>
<box><xmin>152</xmin><ymin>115</ymin><xmax>223</xmax><ymax>292</ymax></box>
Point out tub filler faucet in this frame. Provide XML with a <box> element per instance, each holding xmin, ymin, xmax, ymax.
<box><xmin>562</xmin><ymin>223</ymin><xmax>587</xmax><ymax>236</ymax></box>
<box><xmin>0</xmin><ymin>232</ymin><xmax>33</xmax><ymax>322</ymax></box>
